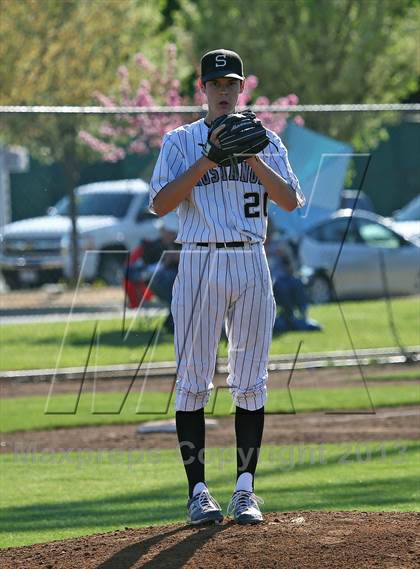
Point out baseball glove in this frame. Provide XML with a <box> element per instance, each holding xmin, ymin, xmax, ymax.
<box><xmin>200</xmin><ymin>110</ymin><xmax>270</xmax><ymax>166</ymax></box>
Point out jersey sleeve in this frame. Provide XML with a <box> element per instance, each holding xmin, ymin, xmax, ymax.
<box><xmin>149</xmin><ymin>133</ymin><xmax>186</xmax><ymax>212</ymax></box>
<box><xmin>262</xmin><ymin>131</ymin><xmax>306</xmax><ymax>208</ymax></box>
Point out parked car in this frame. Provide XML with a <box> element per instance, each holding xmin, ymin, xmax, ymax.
<box><xmin>0</xmin><ymin>179</ymin><xmax>160</xmax><ymax>289</ymax></box>
<box><xmin>389</xmin><ymin>195</ymin><xmax>420</xmax><ymax>242</ymax></box>
<box><xmin>340</xmin><ymin>189</ymin><xmax>375</xmax><ymax>213</ymax></box>
<box><xmin>297</xmin><ymin>209</ymin><xmax>420</xmax><ymax>303</ymax></box>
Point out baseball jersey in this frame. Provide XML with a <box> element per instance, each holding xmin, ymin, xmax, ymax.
<box><xmin>149</xmin><ymin>118</ymin><xmax>305</xmax><ymax>244</ymax></box>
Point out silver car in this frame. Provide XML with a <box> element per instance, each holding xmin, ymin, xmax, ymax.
<box><xmin>390</xmin><ymin>195</ymin><xmax>420</xmax><ymax>242</ymax></box>
<box><xmin>298</xmin><ymin>210</ymin><xmax>420</xmax><ymax>303</ymax></box>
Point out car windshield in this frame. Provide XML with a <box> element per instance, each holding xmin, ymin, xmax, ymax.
<box><xmin>54</xmin><ymin>192</ymin><xmax>134</xmax><ymax>218</ymax></box>
<box><xmin>358</xmin><ymin>221</ymin><xmax>401</xmax><ymax>248</ymax></box>
<box><xmin>309</xmin><ymin>218</ymin><xmax>359</xmax><ymax>243</ymax></box>
<box><xmin>394</xmin><ymin>197</ymin><xmax>420</xmax><ymax>221</ymax></box>
<box><xmin>340</xmin><ymin>191</ymin><xmax>374</xmax><ymax>212</ymax></box>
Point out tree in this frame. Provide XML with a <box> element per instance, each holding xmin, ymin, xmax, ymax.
<box><xmin>0</xmin><ymin>0</ymin><xmax>167</xmax><ymax>106</ymax></box>
<box><xmin>174</xmin><ymin>0</ymin><xmax>420</xmax><ymax>149</ymax></box>
<box><xmin>0</xmin><ymin>0</ymin><xmax>165</xmax><ymax>284</ymax></box>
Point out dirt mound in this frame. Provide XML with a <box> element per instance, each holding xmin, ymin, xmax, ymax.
<box><xmin>1</xmin><ymin>512</ymin><xmax>418</xmax><ymax>568</ymax></box>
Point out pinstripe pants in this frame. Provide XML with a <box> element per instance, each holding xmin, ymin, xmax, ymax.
<box><xmin>172</xmin><ymin>242</ymin><xmax>276</xmax><ymax>412</ymax></box>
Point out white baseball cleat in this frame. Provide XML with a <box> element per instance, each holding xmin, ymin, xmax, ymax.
<box><xmin>227</xmin><ymin>490</ymin><xmax>264</xmax><ymax>524</ymax></box>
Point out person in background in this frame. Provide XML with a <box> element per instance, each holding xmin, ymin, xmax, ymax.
<box><xmin>124</xmin><ymin>212</ymin><xmax>180</xmax><ymax>332</ymax></box>
<box><xmin>266</xmin><ymin>225</ymin><xmax>322</xmax><ymax>333</ymax></box>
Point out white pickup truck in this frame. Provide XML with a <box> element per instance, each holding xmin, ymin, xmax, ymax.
<box><xmin>0</xmin><ymin>179</ymin><xmax>160</xmax><ymax>288</ymax></box>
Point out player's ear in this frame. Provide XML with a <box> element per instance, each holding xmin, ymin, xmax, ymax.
<box><xmin>198</xmin><ymin>78</ymin><xmax>206</xmax><ymax>93</ymax></box>
<box><xmin>239</xmin><ymin>79</ymin><xmax>245</xmax><ymax>94</ymax></box>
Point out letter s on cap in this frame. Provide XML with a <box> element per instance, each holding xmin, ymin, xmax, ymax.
<box><xmin>215</xmin><ymin>54</ymin><xmax>227</xmax><ymax>67</ymax></box>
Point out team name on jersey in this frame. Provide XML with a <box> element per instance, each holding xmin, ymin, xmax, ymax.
<box><xmin>196</xmin><ymin>162</ymin><xmax>262</xmax><ymax>186</ymax></box>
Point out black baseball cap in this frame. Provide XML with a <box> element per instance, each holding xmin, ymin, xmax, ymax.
<box><xmin>200</xmin><ymin>49</ymin><xmax>244</xmax><ymax>83</ymax></box>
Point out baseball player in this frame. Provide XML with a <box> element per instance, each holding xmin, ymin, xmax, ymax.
<box><xmin>150</xmin><ymin>48</ymin><xmax>305</xmax><ymax>525</ymax></box>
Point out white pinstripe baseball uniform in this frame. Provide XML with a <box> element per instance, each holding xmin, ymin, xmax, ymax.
<box><xmin>150</xmin><ymin>118</ymin><xmax>305</xmax><ymax>412</ymax></box>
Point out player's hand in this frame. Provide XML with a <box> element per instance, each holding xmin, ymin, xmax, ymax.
<box><xmin>200</xmin><ymin>125</ymin><xmax>226</xmax><ymax>167</ymax></box>
<box><xmin>245</xmin><ymin>155</ymin><xmax>258</xmax><ymax>166</ymax></box>
<box><xmin>209</xmin><ymin>124</ymin><xmax>226</xmax><ymax>148</ymax></box>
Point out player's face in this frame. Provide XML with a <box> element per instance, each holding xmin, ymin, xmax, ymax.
<box><xmin>203</xmin><ymin>77</ymin><xmax>244</xmax><ymax>120</ymax></box>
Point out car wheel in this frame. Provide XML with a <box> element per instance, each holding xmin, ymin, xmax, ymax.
<box><xmin>98</xmin><ymin>253</ymin><xmax>127</xmax><ymax>286</ymax></box>
<box><xmin>2</xmin><ymin>270</ymin><xmax>22</xmax><ymax>290</ymax></box>
<box><xmin>309</xmin><ymin>275</ymin><xmax>332</xmax><ymax>304</ymax></box>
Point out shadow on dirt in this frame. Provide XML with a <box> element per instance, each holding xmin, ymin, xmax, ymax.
<box><xmin>96</xmin><ymin>523</ymin><xmax>231</xmax><ymax>569</ymax></box>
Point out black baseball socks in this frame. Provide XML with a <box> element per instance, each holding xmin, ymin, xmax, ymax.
<box><xmin>175</xmin><ymin>408</ymin><xmax>206</xmax><ymax>498</ymax></box>
<box><xmin>235</xmin><ymin>405</ymin><xmax>265</xmax><ymax>491</ymax></box>
<box><xmin>176</xmin><ymin>405</ymin><xmax>265</xmax><ymax>497</ymax></box>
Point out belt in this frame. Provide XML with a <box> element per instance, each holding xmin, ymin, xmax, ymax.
<box><xmin>196</xmin><ymin>241</ymin><xmax>246</xmax><ymax>248</ymax></box>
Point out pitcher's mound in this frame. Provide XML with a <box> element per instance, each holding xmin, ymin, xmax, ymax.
<box><xmin>1</xmin><ymin>512</ymin><xmax>418</xmax><ymax>568</ymax></box>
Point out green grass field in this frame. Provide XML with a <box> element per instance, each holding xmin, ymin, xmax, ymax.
<box><xmin>1</xmin><ymin>297</ymin><xmax>418</xmax><ymax>551</ymax></box>
<box><xmin>1</xmin><ymin>384</ymin><xmax>418</xmax><ymax>433</ymax></box>
<box><xmin>1</xmin><ymin>440</ymin><xmax>418</xmax><ymax>548</ymax></box>
<box><xmin>366</xmin><ymin>370</ymin><xmax>420</xmax><ymax>381</ymax></box>
<box><xmin>1</xmin><ymin>297</ymin><xmax>419</xmax><ymax>371</ymax></box>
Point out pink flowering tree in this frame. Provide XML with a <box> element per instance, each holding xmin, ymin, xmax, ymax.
<box><xmin>79</xmin><ymin>44</ymin><xmax>303</xmax><ymax>162</ymax></box>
